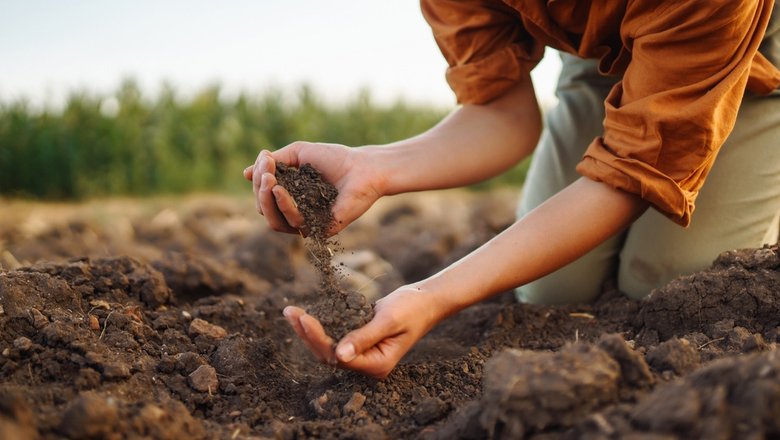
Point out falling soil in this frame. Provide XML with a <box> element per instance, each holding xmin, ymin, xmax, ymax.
<box><xmin>2</xmin><ymin>193</ymin><xmax>780</xmax><ymax>439</ymax></box>
<box><xmin>275</xmin><ymin>163</ymin><xmax>374</xmax><ymax>341</ymax></box>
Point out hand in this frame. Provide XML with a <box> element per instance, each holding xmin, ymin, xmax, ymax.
<box><xmin>243</xmin><ymin>142</ymin><xmax>384</xmax><ymax>236</ymax></box>
<box><xmin>282</xmin><ymin>285</ymin><xmax>445</xmax><ymax>379</ymax></box>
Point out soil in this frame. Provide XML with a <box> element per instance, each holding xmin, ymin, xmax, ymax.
<box><xmin>1</xmin><ymin>191</ymin><xmax>780</xmax><ymax>439</ymax></box>
<box><xmin>274</xmin><ymin>163</ymin><xmax>374</xmax><ymax>340</ymax></box>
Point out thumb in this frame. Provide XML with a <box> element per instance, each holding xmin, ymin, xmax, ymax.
<box><xmin>335</xmin><ymin>316</ymin><xmax>395</xmax><ymax>363</ymax></box>
<box><xmin>243</xmin><ymin>165</ymin><xmax>254</xmax><ymax>181</ymax></box>
<box><xmin>336</xmin><ymin>317</ymin><xmax>394</xmax><ymax>363</ymax></box>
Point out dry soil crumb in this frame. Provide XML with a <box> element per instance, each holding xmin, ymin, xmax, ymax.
<box><xmin>275</xmin><ymin>163</ymin><xmax>374</xmax><ymax>340</ymax></box>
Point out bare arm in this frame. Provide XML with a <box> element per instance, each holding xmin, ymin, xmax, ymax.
<box><xmin>285</xmin><ymin>177</ymin><xmax>649</xmax><ymax>378</ymax></box>
<box><xmin>422</xmin><ymin>178</ymin><xmax>648</xmax><ymax>316</ymax></box>
<box><xmin>368</xmin><ymin>75</ymin><xmax>542</xmax><ymax>195</ymax></box>
<box><xmin>244</xmin><ymin>74</ymin><xmax>541</xmax><ymax>234</ymax></box>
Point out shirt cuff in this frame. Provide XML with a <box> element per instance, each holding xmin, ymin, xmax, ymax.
<box><xmin>576</xmin><ymin>137</ymin><xmax>696</xmax><ymax>227</ymax></box>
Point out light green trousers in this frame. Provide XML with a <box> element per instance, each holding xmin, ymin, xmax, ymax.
<box><xmin>517</xmin><ymin>20</ymin><xmax>780</xmax><ymax>304</ymax></box>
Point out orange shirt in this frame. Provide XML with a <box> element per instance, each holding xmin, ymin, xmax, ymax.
<box><xmin>422</xmin><ymin>0</ymin><xmax>780</xmax><ymax>226</ymax></box>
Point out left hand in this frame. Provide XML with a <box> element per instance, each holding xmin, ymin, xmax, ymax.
<box><xmin>282</xmin><ymin>285</ymin><xmax>444</xmax><ymax>379</ymax></box>
<box><xmin>242</xmin><ymin>142</ymin><xmax>385</xmax><ymax>236</ymax></box>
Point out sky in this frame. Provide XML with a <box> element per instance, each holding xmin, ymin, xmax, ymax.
<box><xmin>0</xmin><ymin>0</ymin><xmax>562</xmax><ymax>109</ymax></box>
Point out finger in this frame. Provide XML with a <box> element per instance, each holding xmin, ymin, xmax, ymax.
<box><xmin>243</xmin><ymin>165</ymin><xmax>254</xmax><ymax>181</ymax></box>
<box><xmin>299</xmin><ymin>313</ymin><xmax>337</xmax><ymax>364</ymax></box>
<box><xmin>283</xmin><ymin>306</ymin><xmax>324</xmax><ymax>361</ymax></box>
<box><xmin>272</xmin><ymin>185</ymin><xmax>306</xmax><ymax>232</ymax></box>
<box><xmin>335</xmin><ymin>314</ymin><xmax>398</xmax><ymax>364</ymax></box>
<box><xmin>252</xmin><ymin>150</ymin><xmax>277</xmax><ymax>188</ymax></box>
<box><xmin>262</xmin><ymin>150</ymin><xmax>276</xmax><ymax>176</ymax></box>
<box><xmin>271</xmin><ymin>142</ymin><xmax>304</xmax><ymax>168</ymax></box>
<box><xmin>251</xmin><ymin>152</ymin><xmax>268</xmax><ymax>197</ymax></box>
<box><xmin>327</xmin><ymin>197</ymin><xmax>351</xmax><ymax>236</ymax></box>
<box><xmin>257</xmin><ymin>173</ymin><xmax>297</xmax><ymax>233</ymax></box>
<box><xmin>282</xmin><ymin>306</ymin><xmax>307</xmax><ymax>336</ymax></box>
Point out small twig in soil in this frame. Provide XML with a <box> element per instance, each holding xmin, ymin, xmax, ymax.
<box><xmin>569</xmin><ymin>312</ymin><xmax>595</xmax><ymax>319</ymax></box>
<box><xmin>575</xmin><ymin>328</ymin><xmax>580</xmax><ymax>343</ymax></box>
<box><xmin>698</xmin><ymin>337</ymin><xmax>725</xmax><ymax>350</ymax></box>
<box><xmin>99</xmin><ymin>311</ymin><xmax>115</xmax><ymax>341</ymax></box>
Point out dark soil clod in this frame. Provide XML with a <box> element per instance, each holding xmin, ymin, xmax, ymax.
<box><xmin>4</xmin><ymin>194</ymin><xmax>780</xmax><ymax>439</ymax></box>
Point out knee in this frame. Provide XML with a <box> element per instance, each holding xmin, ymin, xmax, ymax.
<box><xmin>516</xmin><ymin>275</ymin><xmax>604</xmax><ymax>305</ymax></box>
<box><xmin>618</xmin><ymin>256</ymin><xmax>672</xmax><ymax>300</ymax></box>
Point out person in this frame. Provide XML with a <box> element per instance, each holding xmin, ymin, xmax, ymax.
<box><xmin>243</xmin><ymin>0</ymin><xmax>780</xmax><ymax>379</ymax></box>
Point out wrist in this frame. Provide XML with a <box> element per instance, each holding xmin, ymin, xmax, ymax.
<box><xmin>356</xmin><ymin>145</ymin><xmax>402</xmax><ymax>197</ymax></box>
<box><xmin>411</xmin><ymin>277</ymin><xmax>468</xmax><ymax>324</ymax></box>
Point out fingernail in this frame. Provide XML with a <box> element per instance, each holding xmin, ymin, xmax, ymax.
<box><xmin>336</xmin><ymin>342</ymin><xmax>356</xmax><ymax>362</ymax></box>
<box><xmin>282</xmin><ymin>307</ymin><xmax>292</xmax><ymax>318</ymax></box>
<box><xmin>243</xmin><ymin>166</ymin><xmax>252</xmax><ymax>174</ymax></box>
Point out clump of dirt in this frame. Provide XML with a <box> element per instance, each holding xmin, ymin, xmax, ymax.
<box><xmin>6</xmin><ymin>195</ymin><xmax>780</xmax><ymax>439</ymax></box>
<box><xmin>275</xmin><ymin>163</ymin><xmax>374</xmax><ymax>340</ymax></box>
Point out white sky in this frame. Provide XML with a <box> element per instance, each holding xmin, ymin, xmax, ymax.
<box><xmin>0</xmin><ymin>0</ymin><xmax>561</xmax><ymax>108</ymax></box>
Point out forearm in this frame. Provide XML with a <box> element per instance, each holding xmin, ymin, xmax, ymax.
<box><xmin>367</xmin><ymin>75</ymin><xmax>542</xmax><ymax>196</ymax></box>
<box><xmin>419</xmin><ymin>178</ymin><xmax>649</xmax><ymax>319</ymax></box>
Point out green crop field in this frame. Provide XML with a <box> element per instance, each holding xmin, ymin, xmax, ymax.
<box><xmin>0</xmin><ymin>81</ymin><xmax>529</xmax><ymax>200</ymax></box>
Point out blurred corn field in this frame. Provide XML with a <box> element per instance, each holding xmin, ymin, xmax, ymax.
<box><xmin>0</xmin><ymin>80</ymin><xmax>529</xmax><ymax>199</ymax></box>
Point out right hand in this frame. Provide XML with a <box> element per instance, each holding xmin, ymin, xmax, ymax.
<box><xmin>243</xmin><ymin>142</ymin><xmax>384</xmax><ymax>236</ymax></box>
<box><xmin>282</xmin><ymin>284</ymin><xmax>446</xmax><ymax>379</ymax></box>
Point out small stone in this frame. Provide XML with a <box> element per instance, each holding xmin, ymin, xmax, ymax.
<box><xmin>30</xmin><ymin>308</ymin><xmax>48</xmax><ymax>329</ymax></box>
<box><xmin>88</xmin><ymin>315</ymin><xmax>100</xmax><ymax>331</ymax></box>
<box><xmin>2</xmin><ymin>348</ymin><xmax>9</xmax><ymax>357</ymax></box>
<box><xmin>229</xmin><ymin>410</ymin><xmax>242</xmax><ymax>418</ymax></box>
<box><xmin>13</xmin><ymin>336</ymin><xmax>33</xmax><ymax>352</ymax></box>
<box><xmin>0</xmin><ymin>304</ymin><xmax>5</xmax><ymax>316</ymax></box>
<box><xmin>102</xmin><ymin>361</ymin><xmax>131</xmax><ymax>379</ymax></box>
<box><xmin>343</xmin><ymin>392</ymin><xmax>367</xmax><ymax>415</ymax></box>
<box><xmin>188</xmin><ymin>318</ymin><xmax>227</xmax><ymax>340</ymax></box>
<box><xmin>188</xmin><ymin>364</ymin><xmax>218</xmax><ymax>393</ymax></box>
<box><xmin>181</xmin><ymin>310</ymin><xmax>192</xmax><ymax>320</ymax></box>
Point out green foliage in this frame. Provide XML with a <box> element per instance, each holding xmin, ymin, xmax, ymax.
<box><xmin>0</xmin><ymin>81</ymin><xmax>526</xmax><ymax>199</ymax></box>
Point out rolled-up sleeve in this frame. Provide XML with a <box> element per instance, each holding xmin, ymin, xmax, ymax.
<box><xmin>421</xmin><ymin>0</ymin><xmax>544</xmax><ymax>104</ymax></box>
<box><xmin>576</xmin><ymin>0</ymin><xmax>778</xmax><ymax>227</ymax></box>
